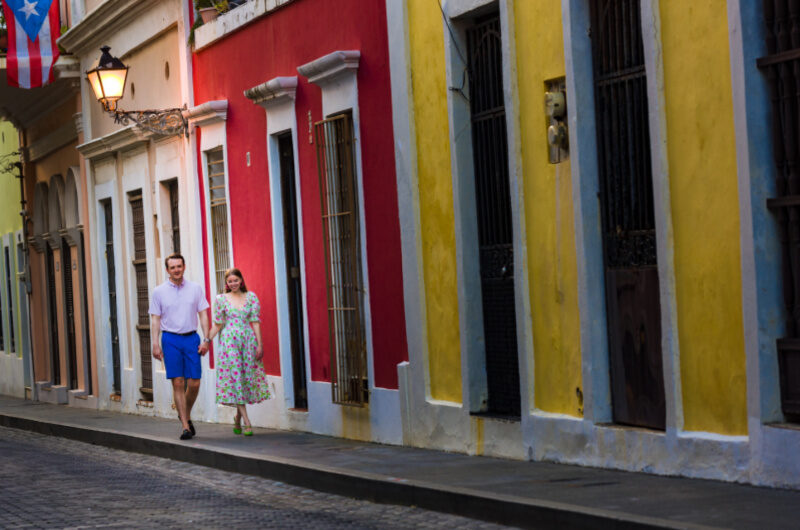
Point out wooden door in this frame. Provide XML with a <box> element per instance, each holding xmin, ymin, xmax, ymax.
<box><xmin>590</xmin><ymin>0</ymin><xmax>666</xmax><ymax>429</ymax></box>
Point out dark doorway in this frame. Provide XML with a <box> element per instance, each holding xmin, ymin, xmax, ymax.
<box><xmin>466</xmin><ymin>13</ymin><xmax>521</xmax><ymax>418</ymax></box>
<box><xmin>103</xmin><ymin>201</ymin><xmax>121</xmax><ymax>394</ymax></box>
<box><xmin>278</xmin><ymin>132</ymin><xmax>308</xmax><ymax>409</ymax></box>
<box><xmin>62</xmin><ymin>238</ymin><xmax>77</xmax><ymax>390</ymax></box>
<box><xmin>129</xmin><ymin>193</ymin><xmax>152</xmax><ymax>399</ymax></box>
<box><xmin>46</xmin><ymin>245</ymin><xmax>60</xmax><ymax>385</ymax></box>
<box><xmin>590</xmin><ymin>0</ymin><xmax>666</xmax><ymax>430</ymax></box>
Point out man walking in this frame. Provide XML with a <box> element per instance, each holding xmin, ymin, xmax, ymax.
<box><xmin>149</xmin><ymin>253</ymin><xmax>211</xmax><ymax>440</ymax></box>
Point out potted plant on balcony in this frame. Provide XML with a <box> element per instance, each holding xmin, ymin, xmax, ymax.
<box><xmin>195</xmin><ymin>0</ymin><xmax>229</xmax><ymax>23</ymax></box>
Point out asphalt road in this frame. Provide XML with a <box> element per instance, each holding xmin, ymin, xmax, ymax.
<box><xmin>0</xmin><ymin>426</ymin><xmax>512</xmax><ymax>529</ymax></box>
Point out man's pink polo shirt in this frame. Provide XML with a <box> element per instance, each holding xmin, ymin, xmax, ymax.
<box><xmin>148</xmin><ymin>279</ymin><xmax>210</xmax><ymax>334</ymax></box>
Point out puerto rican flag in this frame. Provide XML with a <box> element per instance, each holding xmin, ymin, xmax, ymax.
<box><xmin>2</xmin><ymin>0</ymin><xmax>60</xmax><ymax>88</ymax></box>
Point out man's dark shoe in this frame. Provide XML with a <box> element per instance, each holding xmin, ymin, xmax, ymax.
<box><xmin>180</xmin><ymin>429</ymin><xmax>193</xmax><ymax>440</ymax></box>
<box><xmin>188</xmin><ymin>420</ymin><xmax>196</xmax><ymax>436</ymax></box>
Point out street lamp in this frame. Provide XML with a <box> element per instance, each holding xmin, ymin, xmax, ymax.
<box><xmin>86</xmin><ymin>46</ymin><xmax>188</xmax><ymax>137</ymax></box>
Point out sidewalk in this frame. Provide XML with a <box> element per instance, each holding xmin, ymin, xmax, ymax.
<box><xmin>0</xmin><ymin>396</ymin><xmax>797</xmax><ymax>530</ymax></box>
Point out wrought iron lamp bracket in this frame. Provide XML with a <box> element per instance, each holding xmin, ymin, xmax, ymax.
<box><xmin>109</xmin><ymin>105</ymin><xmax>189</xmax><ymax>137</ymax></box>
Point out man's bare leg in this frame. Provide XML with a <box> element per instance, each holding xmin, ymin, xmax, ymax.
<box><xmin>172</xmin><ymin>377</ymin><xmax>190</xmax><ymax>431</ymax></box>
<box><xmin>185</xmin><ymin>378</ymin><xmax>201</xmax><ymax>421</ymax></box>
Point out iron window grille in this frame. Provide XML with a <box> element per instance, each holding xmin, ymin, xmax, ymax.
<box><xmin>314</xmin><ymin>113</ymin><xmax>368</xmax><ymax>406</ymax></box>
<box><xmin>207</xmin><ymin>147</ymin><xmax>231</xmax><ymax>294</ymax></box>
<box><xmin>758</xmin><ymin>0</ymin><xmax>800</xmax><ymax>420</ymax></box>
<box><xmin>168</xmin><ymin>179</ymin><xmax>180</xmax><ymax>255</ymax></box>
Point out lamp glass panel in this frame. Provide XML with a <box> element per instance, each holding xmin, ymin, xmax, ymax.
<box><xmin>97</xmin><ymin>68</ymin><xmax>127</xmax><ymax>100</ymax></box>
<box><xmin>87</xmin><ymin>70</ymin><xmax>104</xmax><ymax>101</ymax></box>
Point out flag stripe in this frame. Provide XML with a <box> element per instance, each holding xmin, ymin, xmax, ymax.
<box><xmin>29</xmin><ymin>23</ymin><xmax>42</xmax><ymax>89</ymax></box>
<box><xmin>4</xmin><ymin>2</ymin><xmax>19</xmax><ymax>87</ymax></box>
<box><xmin>14</xmin><ymin>16</ymin><xmax>30</xmax><ymax>88</ymax></box>
<box><xmin>47</xmin><ymin>3</ymin><xmax>60</xmax><ymax>83</ymax></box>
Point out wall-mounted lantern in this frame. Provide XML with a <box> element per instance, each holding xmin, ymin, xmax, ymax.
<box><xmin>87</xmin><ymin>46</ymin><xmax>188</xmax><ymax>137</ymax></box>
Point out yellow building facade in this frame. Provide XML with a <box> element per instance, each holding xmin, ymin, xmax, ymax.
<box><xmin>389</xmin><ymin>0</ymin><xmax>796</xmax><ymax>487</ymax></box>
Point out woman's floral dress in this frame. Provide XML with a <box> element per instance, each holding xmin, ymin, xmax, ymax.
<box><xmin>214</xmin><ymin>291</ymin><xmax>271</xmax><ymax>405</ymax></box>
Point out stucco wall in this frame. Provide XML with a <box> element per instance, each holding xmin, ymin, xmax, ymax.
<box><xmin>407</xmin><ymin>0</ymin><xmax>462</xmax><ymax>404</ymax></box>
<box><xmin>660</xmin><ymin>0</ymin><xmax>747</xmax><ymax>435</ymax></box>
<box><xmin>0</xmin><ymin>122</ymin><xmax>21</xmax><ymax>234</ymax></box>
<box><xmin>192</xmin><ymin>0</ymin><xmax>407</xmax><ymax>389</ymax></box>
<box><xmin>514</xmin><ymin>2</ymin><xmax>582</xmax><ymax>416</ymax></box>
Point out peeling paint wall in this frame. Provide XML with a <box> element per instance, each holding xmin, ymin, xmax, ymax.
<box><xmin>659</xmin><ymin>0</ymin><xmax>748</xmax><ymax>435</ymax></box>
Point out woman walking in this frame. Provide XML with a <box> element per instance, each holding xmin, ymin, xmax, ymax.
<box><xmin>207</xmin><ymin>268</ymin><xmax>271</xmax><ymax>435</ymax></box>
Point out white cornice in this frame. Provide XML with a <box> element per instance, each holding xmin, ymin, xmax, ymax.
<box><xmin>77</xmin><ymin>125</ymin><xmax>151</xmax><ymax>161</ymax></box>
<box><xmin>244</xmin><ymin>77</ymin><xmax>297</xmax><ymax>109</ymax></box>
<box><xmin>185</xmin><ymin>100</ymin><xmax>228</xmax><ymax>132</ymax></box>
<box><xmin>297</xmin><ymin>50</ymin><xmax>360</xmax><ymax>86</ymax></box>
<box><xmin>58</xmin><ymin>0</ymin><xmax>161</xmax><ymax>55</ymax></box>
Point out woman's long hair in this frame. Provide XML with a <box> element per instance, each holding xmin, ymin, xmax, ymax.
<box><xmin>223</xmin><ymin>268</ymin><xmax>248</xmax><ymax>293</ymax></box>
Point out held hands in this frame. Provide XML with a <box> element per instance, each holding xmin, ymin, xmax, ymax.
<box><xmin>198</xmin><ymin>339</ymin><xmax>210</xmax><ymax>356</ymax></box>
<box><xmin>152</xmin><ymin>343</ymin><xmax>163</xmax><ymax>361</ymax></box>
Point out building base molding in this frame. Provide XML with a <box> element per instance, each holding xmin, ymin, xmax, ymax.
<box><xmin>35</xmin><ymin>382</ymin><xmax>68</xmax><ymax>404</ymax></box>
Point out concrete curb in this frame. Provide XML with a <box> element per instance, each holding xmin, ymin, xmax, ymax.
<box><xmin>0</xmin><ymin>412</ymin><xmax>715</xmax><ymax>530</ymax></box>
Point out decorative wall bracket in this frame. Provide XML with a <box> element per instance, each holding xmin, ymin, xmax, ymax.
<box><xmin>110</xmin><ymin>106</ymin><xmax>188</xmax><ymax>137</ymax></box>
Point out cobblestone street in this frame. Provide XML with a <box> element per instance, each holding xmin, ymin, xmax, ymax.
<box><xmin>0</xmin><ymin>426</ymin><xmax>510</xmax><ymax>529</ymax></box>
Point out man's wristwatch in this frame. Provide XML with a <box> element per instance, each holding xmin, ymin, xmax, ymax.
<box><xmin>203</xmin><ymin>338</ymin><xmax>212</xmax><ymax>344</ymax></box>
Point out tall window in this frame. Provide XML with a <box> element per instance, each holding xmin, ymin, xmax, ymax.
<box><xmin>168</xmin><ymin>179</ymin><xmax>180</xmax><ymax>254</ymax></box>
<box><xmin>759</xmin><ymin>1</ymin><xmax>800</xmax><ymax>422</ymax></box>
<box><xmin>129</xmin><ymin>192</ymin><xmax>152</xmax><ymax>398</ymax></box>
<box><xmin>5</xmin><ymin>246</ymin><xmax>14</xmax><ymax>353</ymax></box>
<box><xmin>207</xmin><ymin>147</ymin><xmax>230</xmax><ymax>293</ymax></box>
<box><xmin>315</xmin><ymin>113</ymin><xmax>368</xmax><ymax>406</ymax></box>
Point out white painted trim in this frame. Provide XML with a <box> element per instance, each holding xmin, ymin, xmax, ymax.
<box><xmin>186</xmin><ymin>100</ymin><xmax>228</xmax><ymax>132</ymax></box>
<box><xmin>256</xmin><ymin>85</ymin><xmax>309</xmax><ymax>410</ymax></box>
<box><xmin>198</xmin><ymin>120</ymin><xmax>234</xmax><ymax>297</ymax></box>
<box><xmin>77</xmin><ymin>125</ymin><xmax>150</xmax><ymax>161</ymax></box>
<box><xmin>297</xmin><ymin>51</ymin><xmax>360</xmax><ymax>86</ymax></box>
<box><xmin>245</xmin><ymin>77</ymin><xmax>297</xmax><ymax>109</ymax></box>
<box><xmin>385</xmin><ymin>0</ymin><xmax>434</xmax><ymax>445</ymax></box>
<box><xmin>641</xmin><ymin>0</ymin><xmax>682</xmax><ymax>434</ymax></box>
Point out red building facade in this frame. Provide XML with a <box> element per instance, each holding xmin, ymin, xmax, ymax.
<box><xmin>190</xmin><ymin>0</ymin><xmax>407</xmax><ymax>440</ymax></box>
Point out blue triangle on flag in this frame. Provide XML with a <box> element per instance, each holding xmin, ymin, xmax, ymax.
<box><xmin>5</xmin><ymin>0</ymin><xmax>55</xmax><ymax>43</ymax></box>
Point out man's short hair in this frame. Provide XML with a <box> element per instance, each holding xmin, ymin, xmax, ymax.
<box><xmin>164</xmin><ymin>253</ymin><xmax>185</xmax><ymax>269</ymax></box>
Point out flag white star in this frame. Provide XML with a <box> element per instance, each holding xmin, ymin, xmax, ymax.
<box><xmin>18</xmin><ymin>0</ymin><xmax>39</xmax><ymax>20</ymax></box>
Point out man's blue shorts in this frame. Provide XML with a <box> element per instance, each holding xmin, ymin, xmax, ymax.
<box><xmin>161</xmin><ymin>331</ymin><xmax>202</xmax><ymax>380</ymax></box>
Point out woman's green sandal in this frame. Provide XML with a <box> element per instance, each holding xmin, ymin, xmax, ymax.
<box><xmin>233</xmin><ymin>413</ymin><xmax>242</xmax><ymax>435</ymax></box>
<box><xmin>243</xmin><ymin>425</ymin><xmax>253</xmax><ymax>436</ymax></box>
